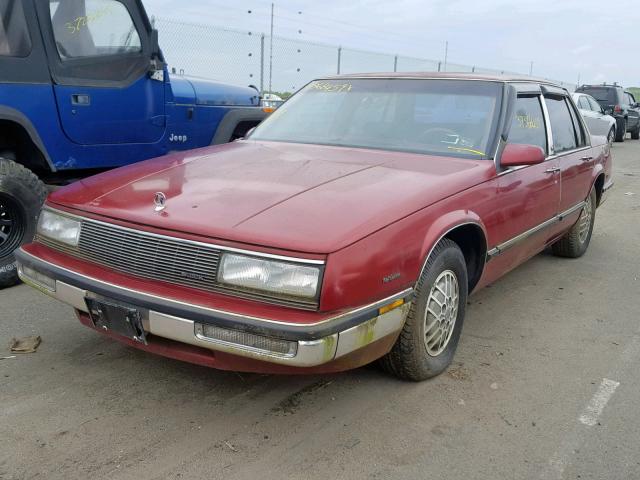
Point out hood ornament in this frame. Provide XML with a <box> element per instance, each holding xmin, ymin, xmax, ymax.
<box><xmin>154</xmin><ymin>192</ymin><xmax>167</xmax><ymax>212</ymax></box>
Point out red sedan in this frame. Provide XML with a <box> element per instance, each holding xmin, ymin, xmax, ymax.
<box><xmin>16</xmin><ymin>73</ymin><xmax>613</xmax><ymax>381</ymax></box>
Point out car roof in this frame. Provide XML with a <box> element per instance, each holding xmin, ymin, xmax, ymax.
<box><xmin>320</xmin><ymin>71</ymin><xmax>565</xmax><ymax>88</ymax></box>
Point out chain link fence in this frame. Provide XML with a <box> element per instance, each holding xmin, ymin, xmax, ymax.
<box><xmin>155</xmin><ymin>17</ymin><xmax>575</xmax><ymax>94</ymax></box>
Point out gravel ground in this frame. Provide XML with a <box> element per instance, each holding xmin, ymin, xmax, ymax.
<box><xmin>1</xmin><ymin>140</ymin><xmax>639</xmax><ymax>480</ymax></box>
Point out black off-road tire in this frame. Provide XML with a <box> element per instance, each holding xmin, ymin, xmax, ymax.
<box><xmin>379</xmin><ymin>239</ymin><xmax>468</xmax><ymax>381</ymax></box>
<box><xmin>631</xmin><ymin>125</ymin><xmax>640</xmax><ymax>140</ymax></box>
<box><xmin>552</xmin><ymin>188</ymin><xmax>596</xmax><ymax>259</ymax></box>
<box><xmin>0</xmin><ymin>158</ymin><xmax>47</xmax><ymax>288</ymax></box>
<box><xmin>615</xmin><ymin>119</ymin><xmax>626</xmax><ymax>142</ymax></box>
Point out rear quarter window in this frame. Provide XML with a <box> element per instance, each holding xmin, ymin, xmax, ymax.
<box><xmin>0</xmin><ymin>0</ymin><xmax>32</xmax><ymax>57</ymax></box>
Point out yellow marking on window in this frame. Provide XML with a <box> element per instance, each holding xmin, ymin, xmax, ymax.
<box><xmin>310</xmin><ymin>81</ymin><xmax>352</xmax><ymax>93</ymax></box>
<box><xmin>447</xmin><ymin>146</ymin><xmax>486</xmax><ymax>156</ymax></box>
<box><xmin>65</xmin><ymin>7</ymin><xmax>113</xmax><ymax>34</ymax></box>
<box><xmin>516</xmin><ymin>114</ymin><xmax>540</xmax><ymax>129</ymax></box>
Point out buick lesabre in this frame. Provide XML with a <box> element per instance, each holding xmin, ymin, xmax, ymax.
<box><xmin>16</xmin><ymin>73</ymin><xmax>613</xmax><ymax>380</ymax></box>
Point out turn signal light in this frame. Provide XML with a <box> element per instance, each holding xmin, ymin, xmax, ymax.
<box><xmin>378</xmin><ymin>299</ymin><xmax>405</xmax><ymax>315</ymax></box>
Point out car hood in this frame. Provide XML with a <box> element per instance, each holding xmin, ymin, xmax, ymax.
<box><xmin>48</xmin><ymin>142</ymin><xmax>495</xmax><ymax>254</ymax></box>
<box><xmin>169</xmin><ymin>74</ymin><xmax>260</xmax><ymax>106</ymax></box>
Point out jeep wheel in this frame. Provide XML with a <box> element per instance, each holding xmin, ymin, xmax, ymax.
<box><xmin>615</xmin><ymin>120</ymin><xmax>626</xmax><ymax>142</ymax></box>
<box><xmin>379</xmin><ymin>239</ymin><xmax>468</xmax><ymax>381</ymax></box>
<box><xmin>0</xmin><ymin>159</ymin><xmax>47</xmax><ymax>288</ymax></box>
<box><xmin>552</xmin><ymin>188</ymin><xmax>596</xmax><ymax>259</ymax></box>
<box><xmin>631</xmin><ymin>125</ymin><xmax>640</xmax><ymax>140</ymax></box>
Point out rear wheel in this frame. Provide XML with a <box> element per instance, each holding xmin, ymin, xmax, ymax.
<box><xmin>552</xmin><ymin>188</ymin><xmax>596</xmax><ymax>258</ymax></box>
<box><xmin>379</xmin><ymin>239</ymin><xmax>468</xmax><ymax>381</ymax></box>
<box><xmin>0</xmin><ymin>158</ymin><xmax>47</xmax><ymax>288</ymax></box>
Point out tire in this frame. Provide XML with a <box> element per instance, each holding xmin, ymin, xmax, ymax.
<box><xmin>607</xmin><ymin>127</ymin><xmax>616</xmax><ymax>146</ymax></box>
<box><xmin>615</xmin><ymin>119</ymin><xmax>626</xmax><ymax>142</ymax></box>
<box><xmin>552</xmin><ymin>188</ymin><xmax>596</xmax><ymax>258</ymax></box>
<box><xmin>0</xmin><ymin>158</ymin><xmax>47</xmax><ymax>288</ymax></box>
<box><xmin>632</xmin><ymin>125</ymin><xmax>640</xmax><ymax>140</ymax></box>
<box><xmin>379</xmin><ymin>239</ymin><xmax>468</xmax><ymax>381</ymax></box>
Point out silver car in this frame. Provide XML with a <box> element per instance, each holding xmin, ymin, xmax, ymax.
<box><xmin>572</xmin><ymin>92</ymin><xmax>617</xmax><ymax>144</ymax></box>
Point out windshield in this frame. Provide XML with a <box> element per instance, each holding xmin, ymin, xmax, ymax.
<box><xmin>250</xmin><ymin>79</ymin><xmax>502</xmax><ymax>159</ymax></box>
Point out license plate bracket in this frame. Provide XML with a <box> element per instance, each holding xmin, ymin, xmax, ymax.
<box><xmin>85</xmin><ymin>297</ymin><xmax>147</xmax><ymax>344</ymax></box>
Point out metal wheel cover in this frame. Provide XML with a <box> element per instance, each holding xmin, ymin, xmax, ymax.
<box><xmin>423</xmin><ymin>270</ymin><xmax>460</xmax><ymax>356</ymax></box>
<box><xmin>578</xmin><ymin>194</ymin><xmax>593</xmax><ymax>244</ymax></box>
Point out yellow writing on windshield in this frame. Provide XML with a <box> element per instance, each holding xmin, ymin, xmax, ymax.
<box><xmin>65</xmin><ymin>7</ymin><xmax>112</xmax><ymax>34</ymax></box>
<box><xmin>516</xmin><ymin>114</ymin><xmax>540</xmax><ymax>129</ymax></box>
<box><xmin>310</xmin><ymin>82</ymin><xmax>352</xmax><ymax>93</ymax></box>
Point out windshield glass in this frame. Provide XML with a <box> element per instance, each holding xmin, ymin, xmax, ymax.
<box><xmin>250</xmin><ymin>79</ymin><xmax>502</xmax><ymax>159</ymax></box>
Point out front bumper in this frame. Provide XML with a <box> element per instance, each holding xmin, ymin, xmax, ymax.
<box><xmin>16</xmin><ymin>249</ymin><xmax>412</xmax><ymax>368</ymax></box>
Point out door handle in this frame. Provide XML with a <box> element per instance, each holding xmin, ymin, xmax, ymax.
<box><xmin>580</xmin><ymin>156</ymin><xmax>593</xmax><ymax>162</ymax></box>
<box><xmin>71</xmin><ymin>94</ymin><xmax>90</xmax><ymax>106</ymax></box>
<box><xmin>545</xmin><ymin>167</ymin><xmax>561</xmax><ymax>173</ymax></box>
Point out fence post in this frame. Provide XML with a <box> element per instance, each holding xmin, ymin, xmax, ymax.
<box><xmin>260</xmin><ymin>34</ymin><xmax>265</xmax><ymax>94</ymax></box>
<box><xmin>393</xmin><ymin>55</ymin><xmax>398</xmax><ymax>72</ymax></box>
<box><xmin>337</xmin><ymin>47</ymin><xmax>342</xmax><ymax>74</ymax></box>
<box><xmin>438</xmin><ymin>61</ymin><xmax>441</xmax><ymax>72</ymax></box>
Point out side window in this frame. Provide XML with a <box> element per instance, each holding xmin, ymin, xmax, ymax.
<box><xmin>567</xmin><ymin>99</ymin><xmax>587</xmax><ymax>147</ymax></box>
<box><xmin>577</xmin><ymin>96</ymin><xmax>590</xmax><ymax>110</ymax></box>
<box><xmin>507</xmin><ymin>96</ymin><xmax>547</xmax><ymax>152</ymax></box>
<box><xmin>626</xmin><ymin>92</ymin><xmax>636</xmax><ymax>106</ymax></box>
<box><xmin>587</xmin><ymin>96</ymin><xmax>602</xmax><ymax>112</ymax></box>
<box><xmin>545</xmin><ymin>96</ymin><xmax>578</xmax><ymax>153</ymax></box>
<box><xmin>0</xmin><ymin>0</ymin><xmax>32</xmax><ymax>57</ymax></box>
<box><xmin>49</xmin><ymin>0</ymin><xmax>141</xmax><ymax>59</ymax></box>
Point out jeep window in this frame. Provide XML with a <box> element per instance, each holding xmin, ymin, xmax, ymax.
<box><xmin>507</xmin><ymin>96</ymin><xmax>547</xmax><ymax>153</ymax></box>
<box><xmin>0</xmin><ymin>0</ymin><xmax>32</xmax><ymax>57</ymax></box>
<box><xmin>49</xmin><ymin>0</ymin><xmax>141</xmax><ymax>59</ymax></box>
<box><xmin>579</xmin><ymin>87</ymin><xmax>616</xmax><ymax>105</ymax></box>
<box><xmin>545</xmin><ymin>96</ymin><xmax>578</xmax><ymax>153</ymax></box>
<box><xmin>250</xmin><ymin>79</ymin><xmax>502</xmax><ymax>159</ymax></box>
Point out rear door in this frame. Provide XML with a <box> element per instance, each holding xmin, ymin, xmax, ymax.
<box><xmin>37</xmin><ymin>0</ymin><xmax>166</xmax><ymax>145</ymax></box>
<box><xmin>624</xmin><ymin>92</ymin><xmax>640</xmax><ymax>130</ymax></box>
<box><xmin>543</xmin><ymin>93</ymin><xmax>593</xmax><ymax>216</ymax></box>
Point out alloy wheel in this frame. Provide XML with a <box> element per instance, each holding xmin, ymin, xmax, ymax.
<box><xmin>423</xmin><ymin>269</ymin><xmax>459</xmax><ymax>356</ymax></box>
<box><xmin>578</xmin><ymin>194</ymin><xmax>593</xmax><ymax>244</ymax></box>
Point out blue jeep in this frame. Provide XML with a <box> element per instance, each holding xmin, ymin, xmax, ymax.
<box><xmin>0</xmin><ymin>0</ymin><xmax>268</xmax><ymax>287</ymax></box>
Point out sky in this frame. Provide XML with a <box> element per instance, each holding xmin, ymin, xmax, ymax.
<box><xmin>143</xmin><ymin>0</ymin><xmax>640</xmax><ymax>89</ymax></box>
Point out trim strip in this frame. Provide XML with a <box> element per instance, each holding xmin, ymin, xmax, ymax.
<box><xmin>43</xmin><ymin>206</ymin><xmax>326</xmax><ymax>266</ymax></box>
<box><xmin>487</xmin><ymin>201</ymin><xmax>585</xmax><ymax>258</ymax></box>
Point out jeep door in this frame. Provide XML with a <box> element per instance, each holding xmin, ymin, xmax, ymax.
<box><xmin>623</xmin><ymin>91</ymin><xmax>640</xmax><ymax>130</ymax></box>
<box><xmin>37</xmin><ymin>0</ymin><xmax>166</xmax><ymax>146</ymax></box>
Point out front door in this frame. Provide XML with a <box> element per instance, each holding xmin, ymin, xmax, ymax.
<box><xmin>493</xmin><ymin>94</ymin><xmax>561</xmax><ymax>271</ymax></box>
<box><xmin>39</xmin><ymin>0</ymin><xmax>165</xmax><ymax>145</ymax></box>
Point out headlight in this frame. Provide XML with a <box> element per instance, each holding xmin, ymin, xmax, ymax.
<box><xmin>37</xmin><ymin>210</ymin><xmax>81</xmax><ymax>246</ymax></box>
<box><xmin>218</xmin><ymin>253</ymin><xmax>320</xmax><ymax>299</ymax></box>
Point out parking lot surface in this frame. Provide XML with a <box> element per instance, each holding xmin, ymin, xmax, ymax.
<box><xmin>1</xmin><ymin>141</ymin><xmax>639</xmax><ymax>480</ymax></box>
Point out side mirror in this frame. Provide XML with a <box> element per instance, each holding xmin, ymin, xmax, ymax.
<box><xmin>500</xmin><ymin>143</ymin><xmax>545</xmax><ymax>168</ymax></box>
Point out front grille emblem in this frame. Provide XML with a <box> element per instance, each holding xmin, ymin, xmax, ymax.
<box><xmin>154</xmin><ymin>192</ymin><xmax>167</xmax><ymax>212</ymax></box>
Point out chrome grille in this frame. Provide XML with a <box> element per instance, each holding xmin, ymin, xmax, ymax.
<box><xmin>36</xmin><ymin>217</ymin><xmax>320</xmax><ymax>310</ymax></box>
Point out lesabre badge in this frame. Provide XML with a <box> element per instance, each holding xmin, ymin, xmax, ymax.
<box><xmin>154</xmin><ymin>192</ymin><xmax>167</xmax><ymax>212</ymax></box>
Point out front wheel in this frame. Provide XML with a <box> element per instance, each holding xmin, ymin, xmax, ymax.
<box><xmin>552</xmin><ymin>188</ymin><xmax>596</xmax><ymax>258</ymax></box>
<box><xmin>607</xmin><ymin>127</ymin><xmax>616</xmax><ymax>146</ymax></box>
<box><xmin>0</xmin><ymin>158</ymin><xmax>47</xmax><ymax>288</ymax></box>
<box><xmin>379</xmin><ymin>239</ymin><xmax>468</xmax><ymax>381</ymax></box>
<box><xmin>631</xmin><ymin>124</ymin><xmax>640</xmax><ymax>140</ymax></box>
